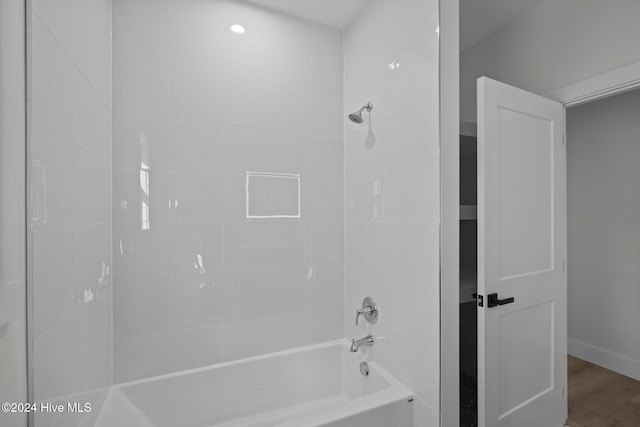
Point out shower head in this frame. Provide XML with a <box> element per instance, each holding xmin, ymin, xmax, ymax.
<box><xmin>348</xmin><ymin>102</ymin><xmax>373</xmax><ymax>124</ymax></box>
<box><xmin>348</xmin><ymin>112</ymin><xmax>364</xmax><ymax>124</ymax></box>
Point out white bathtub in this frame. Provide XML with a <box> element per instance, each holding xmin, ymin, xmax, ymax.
<box><xmin>95</xmin><ymin>340</ymin><xmax>414</xmax><ymax>427</ymax></box>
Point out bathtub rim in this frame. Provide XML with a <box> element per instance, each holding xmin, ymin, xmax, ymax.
<box><xmin>109</xmin><ymin>339</ymin><xmax>407</xmax><ymax>391</ymax></box>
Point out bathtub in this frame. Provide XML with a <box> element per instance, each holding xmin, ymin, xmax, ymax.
<box><xmin>95</xmin><ymin>340</ymin><xmax>414</xmax><ymax>427</ymax></box>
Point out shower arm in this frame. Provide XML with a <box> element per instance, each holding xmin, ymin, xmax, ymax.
<box><xmin>358</xmin><ymin>102</ymin><xmax>373</xmax><ymax>114</ymax></box>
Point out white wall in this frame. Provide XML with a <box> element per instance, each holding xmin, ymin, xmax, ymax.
<box><xmin>460</xmin><ymin>0</ymin><xmax>640</xmax><ymax>123</ymax></box>
<box><xmin>567</xmin><ymin>89</ymin><xmax>640</xmax><ymax>379</ymax></box>
<box><xmin>111</xmin><ymin>0</ymin><xmax>345</xmax><ymax>383</ymax></box>
<box><xmin>343</xmin><ymin>1</ymin><xmax>440</xmax><ymax>424</ymax></box>
<box><xmin>0</xmin><ymin>0</ymin><xmax>27</xmax><ymax>426</ymax></box>
<box><xmin>31</xmin><ymin>0</ymin><xmax>113</xmax><ymax>425</ymax></box>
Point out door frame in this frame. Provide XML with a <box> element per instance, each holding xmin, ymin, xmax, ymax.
<box><xmin>439</xmin><ymin>37</ymin><xmax>640</xmax><ymax>426</ymax></box>
<box><xmin>439</xmin><ymin>0</ymin><xmax>460</xmax><ymax>426</ymax></box>
<box><xmin>543</xmin><ymin>60</ymin><xmax>640</xmax><ymax>108</ymax></box>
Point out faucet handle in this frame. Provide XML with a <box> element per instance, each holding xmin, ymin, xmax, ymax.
<box><xmin>355</xmin><ymin>297</ymin><xmax>378</xmax><ymax>325</ymax></box>
<box><xmin>355</xmin><ymin>307</ymin><xmax>371</xmax><ymax>325</ymax></box>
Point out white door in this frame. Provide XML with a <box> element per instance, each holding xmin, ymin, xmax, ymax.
<box><xmin>477</xmin><ymin>77</ymin><xmax>567</xmax><ymax>427</ymax></box>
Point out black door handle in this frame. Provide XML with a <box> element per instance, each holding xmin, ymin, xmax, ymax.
<box><xmin>487</xmin><ymin>293</ymin><xmax>515</xmax><ymax>308</ymax></box>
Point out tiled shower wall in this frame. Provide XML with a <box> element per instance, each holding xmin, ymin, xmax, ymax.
<box><xmin>343</xmin><ymin>0</ymin><xmax>441</xmax><ymax>424</ymax></box>
<box><xmin>31</xmin><ymin>0</ymin><xmax>113</xmax><ymax>426</ymax></box>
<box><xmin>112</xmin><ymin>0</ymin><xmax>345</xmax><ymax>383</ymax></box>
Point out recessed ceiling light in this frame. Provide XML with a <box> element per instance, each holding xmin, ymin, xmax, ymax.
<box><xmin>230</xmin><ymin>24</ymin><xmax>246</xmax><ymax>34</ymax></box>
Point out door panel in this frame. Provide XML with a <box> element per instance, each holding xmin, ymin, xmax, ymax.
<box><xmin>478</xmin><ymin>77</ymin><xmax>567</xmax><ymax>427</ymax></box>
<box><xmin>497</xmin><ymin>107</ymin><xmax>554</xmax><ymax>280</ymax></box>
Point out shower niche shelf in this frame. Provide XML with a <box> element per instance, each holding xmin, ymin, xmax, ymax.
<box><xmin>459</xmin><ymin>266</ymin><xmax>477</xmax><ymax>304</ymax></box>
<box><xmin>459</xmin><ymin>128</ymin><xmax>478</xmax><ymax>304</ymax></box>
<box><xmin>460</xmin><ymin>205</ymin><xmax>477</xmax><ymax>220</ymax></box>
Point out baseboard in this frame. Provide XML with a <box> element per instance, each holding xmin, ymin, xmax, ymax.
<box><xmin>568</xmin><ymin>338</ymin><xmax>640</xmax><ymax>381</ymax></box>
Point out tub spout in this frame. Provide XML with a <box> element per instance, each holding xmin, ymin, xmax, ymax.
<box><xmin>350</xmin><ymin>335</ymin><xmax>374</xmax><ymax>352</ymax></box>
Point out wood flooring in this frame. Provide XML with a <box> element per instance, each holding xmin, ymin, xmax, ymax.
<box><xmin>567</xmin><ymin>355</ymin><xmax>640</xmax><ymax>427</ymax></box>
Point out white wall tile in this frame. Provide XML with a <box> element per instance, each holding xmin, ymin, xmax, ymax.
<box><xmin>114</xmin><ymin>220</ymin><xmax>224</xmax><ymax>275</ymax></box>
<box><xmin>170</xmin><ymin>15</ymin><xmax>221</xmax><ymax>75</ymax></box>
<box><xmin>270</xmin><ymin>263</ymin><xmax>305</xmax><ymax>308</ymax></box>
<box><xmin>310</xmin><ymin>301</ymin><xmax>344</xmax><ymax>344</ymax></box>
<box><xmin>75</xmin><ymin>336</ymin><xmax>112</xmax><ymax>394</ymax></box>
<box><xmin>85</xmin><ymin>0</ymin><xmax>113</xmax><ymax>53</ymax></box>
<box><xmin>308</xmin><ymin>94</ymin><xmax>343</xmax><ymax>139</ymax></box>
<box><xmin>311</xmin><ymin>54</ymin><xmax>343</xmax><ymax>98</ymax></box>
<box><xmin>112</xmin><ymin>115</ymin><xmax>170</xmax><ymax>169</ymax></box>
<box><xmin>73</xmin><ymin>164</ymin><xmax>100</xmax><ymax>224</ymax></box>
<box><xmin>304</xmin><ymin>261</ymin><xmax>344</xmax><ymax>304</ymax></box>
<box><xmin>114</xmin><ymin>116</ymin><xmax>227</xmax><ymax>172</ymax></box>
<box><xmin>170</xmin><ymin>70</ymin><xmax>224</xmax><ymax>123</ymax></box>
<box><xmin>342</xmin><ymin>176</ymin><xmax>375</xmax><ymax>221</ymax></box>
<box><xmin>383</xmin><ymin>161</ymin><xmax>440</xmax><ymax>223</ymax></box>
<box><xmin>171</xmin><ymin>269</ymin><xmax>227</xmax><ymax>322</ymax></box>
<box><xmin>367</xmin><ymin>221</ymin><xmax>439</xmax><ymax>282</ymax></box>
<box><xmin>220</xmin><ymin>31</ymin><xmax>272</xmax><ymax>86</ymax></box>
<box><xmin>311</xmin><ymin>220</ymin><xmax>344</xmax><ymax>262</ymax></box>
<box><xmin>95</xmin><ymin>166</ymin><xmax>112</xmax><ymax>223</ymax></box>
<box><xmin>113</xmin><ymin>6</ymin><xmax>169</xmax><ymax>67</ymax></box>
<box><xmin>112</xmin><ymin>167</ymin><xmax>172</xmax><ymax>223</ymax></box>
<box><xmin>171</xmin><ymin>266</ymin><xmax>270</xmax><ymax>322</ymax></box>
<box><xmin>174</xmin><ymin>221</ymin><xmax>225</xmax><ymax>271</ymax></box>
<box><xmin>114</xmin><ymin>317</ymin><xmax>224</xmax><ymax>383</ymax></box>
<box><xmin>72</xmin><ymin>224</ymin><xmax>111</xmax><ymax>284</ymax></box>
<box><xmin>268</xmin><ymin>261</ymin><xmax>344</xmax><ymax>309</ymax></box>
<box><xmin>112</xmin><ymin>0</ymin><xmax>169</xmax><ymax>17</ymax></box>
<box><xmin>33</xmin><ymin>229</ymin><xmax>72</xmax><ymax>284</ymax></box>
<box><xmin>113</xmin><ymin>60</ymin><xmax>170</xmax><ymax>118</ymax></box>
<box><xmin>344</xmin><ymin>221</ymin><xmax>367</xmax><ymax>264</ymax></box>
<box><xmin>34</xmin><ymin>280</ymin><xmax>111</xmax><ymax>400</ymax></box>
<box><xmin>34</xmin><ymin>316</ymin><xmax>91</xmax><ymax>400</ymax></box>
<box><xmin>372</xmin><ymin>103</ymin><xmax>440</xmax><ymax>167</ymax></box>
<box><xmin>113</xmin><ymin>222</ymin><xmax>173</xmax><ymax>276</ymax></box>
<box><xmin>305</xmin><ymin>136</ymin><xmax>344</xmax><ymax>180</ymax></box>
<box><xmin>31</xmin><ymin>123</ymin><xmax>94</xmax><ymax>229</ymax></box>
<box><xmin>33</xmin><ymin>0</ymin><xmax>112</xmax><ymax>105</ymax></box>
<box><xmin>33</xmin><ymin>279</ymin><xmax>73</xmax><ymax>339</ymax></box>
<box><xmin>219</xmin><ymin>79</ymin><xmax>270</xmax><ymax>129</ymax></box>
<box><xmin>302</xmin><ymin>179</ymin><xmax>344</xmax><ymax>220</ymax></box>
<box><xmin>223</xmin><ymin>306</ymin><xmax>311</xmax><ymax>361</ymax></box>
<box><xmin>170</xmin><ymin>121</ymin><xmax>225</xmax><ymax>172</ymax></box>
<box><xmin>32</xmin><ymin>16</ymin><xmax>74</xmax><ymax>142</ymax></box>
<box><xmin>223</xmin><ymin>126</ymin><xmax>305</xmax><ymax>175</ymax></box>
<box><xmin>224</xmin><ymin>220</ymin><xmax>306</xmax><ymax>267</ymax></box>
<box><xmin>171</xmin><ymin>171</ymin><xmax>245</xmax><ymax>220</ymax></box>
<box><xmin>268</xmin><ymin>87</ymin><xmax>309</xmax><ymax>136</ymax></box>
<box><xmin>263</xmin><ymin>43</ymin><xmax>310</xmax><ymax>92</ymax></box>
<box><xmin>113</xmin><ymin>274</ymin><xmax>171</xmax><ymax>330</ymax></box>
<box><xmin>266</xmin><ymin>12</ymin><xmax>343</xmax><ymax>57</ymax></box>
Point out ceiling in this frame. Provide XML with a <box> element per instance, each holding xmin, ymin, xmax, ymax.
<box><xmin>246</xmin><ymin>0</ymin><xmax>546</xmax><ymax>48</ymax></box>
<box><xmin>460</xmin><ymin>0</ymin><xmax>546</xmax><ymax>50</ymax></box>
<box><xmin>245</xmin><ymin>0</ymin><xmax>370</xmax><ymax>28</ymax></box>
